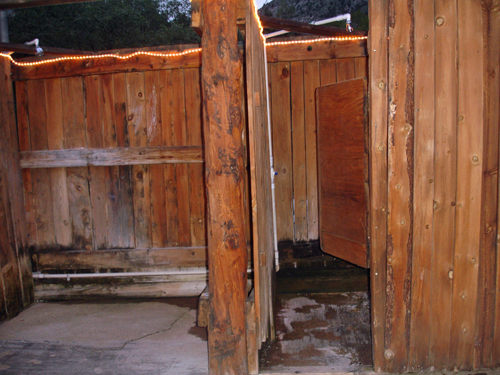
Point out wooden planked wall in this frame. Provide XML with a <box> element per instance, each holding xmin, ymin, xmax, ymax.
<box><xmin>15</xmin><ymin>65</ymin><xmax>207</xmax><ymax>273</ymax></box>
<box><xmin>266</xmin><ymin>38</ymin><xmax>367</xmax><ymax>242</ymax></box>
<box><xmin>369</xmin><ymin>0</ymin><xmax>500</xmax><ymax>371</ymax></box>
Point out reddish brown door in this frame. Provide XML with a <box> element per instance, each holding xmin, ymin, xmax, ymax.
<box><xmin>316</xmin><ymin>78</ymin><xmax>369</xmax><ymax>268</ymax></box>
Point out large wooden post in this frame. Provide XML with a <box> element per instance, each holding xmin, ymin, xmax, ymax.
<box><xmin>0</xmin><ymin>56</ymin><xmax>33</xmax><ymax>320</ymax></box>
<box><xmin>201</xmin><ymin>0</ymin><xmax>249</xmax><ymax>373</ymax></box>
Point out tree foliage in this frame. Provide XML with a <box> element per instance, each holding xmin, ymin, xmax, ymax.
<box><xmin>8</xmin><ymin>0</ymin><xmax>200</xmax><ymax>51</ymax></box>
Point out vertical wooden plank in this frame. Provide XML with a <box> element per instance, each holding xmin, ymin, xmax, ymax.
<box><xmin>62</xmin><ymin>77</ymin><xmax>86</xmax><ymax>149</ymax></box>
<box><xmin>62</xmin><ymin>76</ymin><xmax>92</xmax><ymax>250</ymax></box>
<box><xmin>290</xmin><ymin>61</ymin><xmax>307</xmax><ymax>242</ymax></box>
<box><xmin>336</xmin><ymin>58</ymin><xmax>356</xmax><ymax>82</ymax></box>
<box><xmin>126</xmin><ymin>72</ymin><xmax>151</xmax><ymax>248</ymax></box>
<box><xmin>304</xmin><ymin>60</ymin><xmax>320</xmax><ymax>241</ymax></box>
<box><xmin>112</xmin><ymin>73</ymin><xmax>135</xmax><ymax>248</ymax></box>
<box><xmin>145</xmin><ymin>70</ymin><xmax>167</xmax><ymax>248</ymax></box>
<box><xmin>475</xmin><ymin>0</ymin><xmax>500</xmax><ymax>368</ymax></box>
<box><xmin>428</xmin><ymin>0</ymin><xmax>458</xmax><ymax>369</ymax></box>
<box><xmin>385</xmin><ymin>0</ymin><xmax>414</xmax><ymax>371</ymax></box>
<box><xmin>0</xmin><ymin>55</ymin><xmax>33</xmax><ymax>319</ymax></box>
<box><xmin>489</xmin><ymin>1</ymin><xmax>500</xmax><ymax>368</ymax></box>
<box><xmin>409</xmin><ymin>0</ymin><xmax>435</xmax><ymax>370</ymax></box>
<box><xmin>319</xmin><ymin>59</ymin><xmax>337</xmax><ymax>86</ymax></box>
<box><xmin>101</xmin><ymin>74</ymin><xmax>119</xmax><ymax>249</ymax></box>
<box><xmin>27</xmin><ymin>80</ymin><xmax>56</xmax><ymax>247</ymax></box>
<box><xmin>354</xmin><ymin>57</ymin><xmax>368</xmax><ymax>79</ymax></box>
<box><xmin>16</xmin><ymin>81</ymin><xmax>36</xmax><ymax>247</ymax></box>
<box><xmin>270</xmin><ymin>62</ymin><xmax>293</xmax><ymax>241</ymax></box>
<box><xmin>172</xmin><ymin>69</ymin><xmax>190</xmax><ymax>247</ymax></box>
<box><xmin>184</xmin><ymin>67</ymin><xmax>206</xmax><ymax>247</ymax></box>
<box><xmin>450</xmin><ymin>0</ymin><xmax>484</xmax><ymax>369</ymax></box>
<box><xmin>45</xmin><ymin>78</ymin><xmax>72</xmax><ymax>248</ymax></box>
<box><xmin>160</xmin><ymin>69</ymin><xmax>179</xmax><ymax>246</ymax></box>
<box><xmin>201</xmin><ymin>0</ymin><xmax>249</xmax><ymax>371</ymax></box>
<box><xmin>85</xmin><ymin>75</ymin><xmax>108</xmax><ymax>250</ymax></box>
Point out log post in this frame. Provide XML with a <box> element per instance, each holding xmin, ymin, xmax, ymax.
<box><xmin>201</xmin><ymin>0</ymin><xmax>249</xmax><ymax>373</ymax></box>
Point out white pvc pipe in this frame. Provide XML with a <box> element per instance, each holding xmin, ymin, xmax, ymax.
<box><xmin>263</xmin><ymin>42</ymin><xmax>280</xmax><ymax>271</ymax></box>
<box><xmin>33</xmin><ymin>269</ymin><xmax>253</xmax><ymax>281</ymax></box>
<box><xmin>264</xmin><ymin>13</ymin><xmax>352</xmax><ymax>39</ymax></box>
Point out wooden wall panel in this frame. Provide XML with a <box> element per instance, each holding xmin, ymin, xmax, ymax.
<box><xmin>368</xmin><ymin>0</ymin><xmax>500</xmax><ymax>371</ymax></box>
<box><xmin>267</xmin><ymin>47</ymin><xmax>368</xmax><ymax>243</ymax></box>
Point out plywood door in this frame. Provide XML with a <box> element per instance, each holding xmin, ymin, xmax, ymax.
<box><xmin>316</xmin><ymin>78</ymin><xmax>369</xmax><ymax>268</ymax></box>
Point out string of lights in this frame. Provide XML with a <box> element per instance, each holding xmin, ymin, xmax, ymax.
<box><xmin>0</xmin><ymin>3</ymin><xmax>366</xmax><ymax>68</ymax></box>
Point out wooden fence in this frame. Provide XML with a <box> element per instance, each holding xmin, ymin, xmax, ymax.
<box><xmin>266</xmin><ymin>38</ymin><xmax>367</xmax><ymax>242</ymax></box>
<box><xmin>12</xmin><ymin>38</ymin><xmax>367</xmax><ymax>273</ymax></box>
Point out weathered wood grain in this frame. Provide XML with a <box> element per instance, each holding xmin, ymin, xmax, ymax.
<box><xmin>201</xmin><ymin>0</ymin><xmax>249</xmax><ymax>371</ymax></box>
<box><xmin>385</xmin><ymin>0</ymin><xmax>414</xmax><ymax>370</ymax></box>
<box><xmin>450</xmin><ymin>1</ymin><xmax>484</xmax><ymax>369</ymax></box>
<box><xmin>266</xmin><ymin>39</ymin><xmax>367</xmax><ymax>63</ymax></box>
<box><xmin>303</xmin><ymin>60</ymin><xmax>320</xmax><ymax>241</ymax></box>
<box><xmin>428</xmin><ymin>0</ymin><xmax>457</xmax><ymax>368</ymax></box>
<box><xmin>20</xmin><ymin>146</ymin><xmax>203</xmax><ymax>168</ymax></box>
<box><xmin>270</xmin><ymin>62</ymin><xmax>293</xmax><ymax>241</ymax></box>
<box><xmin>336</xmin><ymin>58</ymin><xmax>356</xmax><ymax>82</ymax></box>
<box><xmin>62</xmin><ymin>77</ymin><xmax>86</xmax><ymax>149</ymax></box>
<box><xmin>291</xmin><ymin>61</ymin><xmax>307</xmax><ymax>241</ymax></box>
<box><xmin>12</xmin><ymin>50</ymin><xmax>203</xmax><ymax>81</ymax></box>
<box><xmin>409</xmin><ymin>0</ymin><xmax>435</xmax><ymax>370</ymax></box>
<box><xmin>319</xmin><ymin>59</ymin><xmax>337</xmax><ymax>86</ymax></box>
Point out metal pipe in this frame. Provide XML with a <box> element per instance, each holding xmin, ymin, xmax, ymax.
<box><xmin>264</xmin><ymin>13</ymin><xmax>352</xmax><ymax>39</ymax></box>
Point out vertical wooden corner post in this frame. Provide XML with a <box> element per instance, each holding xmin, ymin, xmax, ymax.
<box><xmin>0</xmin><ymin>55</ymin><xmax>34</xmax><ymax>321</ymax></box>
<box><xmin>200</xmin><ymin>0</ymin><xmax>249</xmax><ymax>374</ymax></box>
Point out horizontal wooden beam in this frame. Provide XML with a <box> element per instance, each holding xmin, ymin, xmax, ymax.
<box><xmin>0</xmin><ymin>42</ymin><xmax>94</xmax><ymax>56</ymax></box>
<box><xmin>11</xmin><ymin>49</ymin><xmax>202</xmax><ymax>81</ymax></box>
<box><xmin>20</xmin><ymin>145</ymin><xmax>203</xmax><ymax>169</ymax></box>
<box><xmin>33</xmin><ymin>247</ymin><xmax>208</xmax><ymax>271</ymax></box>
<box><xmin>266</xmin><ymin>38</ymin><xmax>367</xmax><ymax>62</ymax></box>
<box><xmin>260</xmin><ymin>15</ymin><xmax>367</xmax><ymax>37</ymax></box>
<box><xmin>35</xmin><ymin>278</ymin><xmax>207</xmax><ymax>300</ymax></box>
<box><xmin>0</xmin><ymin>0</ymin><xmax>100</xmax><ymax>10</ymax></box>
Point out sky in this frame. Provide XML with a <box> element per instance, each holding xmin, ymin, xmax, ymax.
<box><xmin>254</xmin><ymin>0</ymin><xmax>267</xmax><ymax>9</ymax></box>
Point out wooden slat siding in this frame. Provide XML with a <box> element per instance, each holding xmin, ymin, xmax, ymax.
<box><xmin>303</xmin><ymin>60</ymin><xmax>320</xmax><ymax>241</ymax></box>
<box><xmin>62</xmin><ymin>77</ymin><xmax>86</xmax><ymax>149</ymax></box>
<box><xmin>270</xmin><ymin>62</ymin><xmax>293</xmax><ymax>241</ymax></box>
<box><xmin>20</xmin><ymin>146</ymin><xmax>204</xmax><ymax>168</ymax></box>
<box><xmin>409</xmin><ymin>0</ymin><xmax>435</xmax><ymax>370</ymax></box>
<box><xmin>146</xmin><ymin>70</ymin><xmax>167</xmax><ymax>248</ymax></box>
<box><xmin>35</xmin><ymin>247</ymin><xmax>207</xmax><ymax>271</ymax></box>
<box><xmin>127</xmin><ymin>72</ymin><xmax>152</xmax><ymax>248</ymax></box>
<box><xmin>101</xmin><ymin>74</ymin><xmax>119</xmax><ymax>249</ymax></box>
<box><xmin>161</xmin><ymin>70</ymin><xmax>179</xmax><ymax>246</ymax></box>
<box><xmin>291</xmin><ymin>61</ymin><xmax>307</xmax><ymax>241</ymax></box>
<box><xmin>0</xmin><ymin>55</ymin><xmax>33</xmax><ymax>320</ymax></box>
<box><xmin>319</xmin><ymin>59</ymin><xmax>337</xmax><ymax>86</ymax></box>
<box><xmin>85</xmin><ymin>75</ymin><xmax>108</xmax><ymax>250</ymax></box>
<box><xmin>336</xmin><ymin>58</ymin><xmax>356</xmax><ymax>82</ymax></box>
<box><xmin>428</xmin><ymin>0</ymin><xmax>457</xmax><ymax>368</ymax></box>
<box><xmin>450</xmin><ymin>1</ymin><xmax>484</xmax><ymax>370</ymax></box>
<box><xmin>489</xmin><ymin>2</ymin><xmax>500</xmax><ymax>368</ymax></box>
<box><xmin>45</xmin><ymin>78</ymin><xmax>72</xmax><ymax>247</ymax></box>
<box><xmin>11</xmin><ymin>51</ymin><xmax>203</xmax><ymax>81</ymax></box>
<box><xmin>112</xmin><ymin>73</ymin><xmax>135</xmax><ymax>248</ymax></box>
<box><xmin>246</xmin><ymin>0</ymin><xmax>277</xmax><ymax>345</ymax></box>
<box><xmin>354</xmin><ymin>57</ymin><xmax>367</xmax><ymax>79</ymax></box>
<box><xmin>385</xmin><ymin>0</ymin><xmax>414</xmax><ymax>370</ymax></box>
<box><xmin>172</xmin><ymin>69</ymin><xmax>190</xmax><ymax>247</ymax></box>
<box><xmin>477</xmin><ymin>1</ymin><xmax>500</xmax><ymax>368</ymax></box>
<box><xmin>367</xmin><ymin>7</ymin><xmax>391</xmax><ymax>367</ymax></box>
<box><xmin>184</xmin><ymin>68</ymin><xmax>206</xmax><ymax>247</ymax></box>
<box><xmin>265</xmin><ymin>39</ymin><xmax>367</xmax><ymax>63</ymax></box>
<box><xmin>16</xmin><ymin>82</ymin><xmax>35</xmax><ymax>247</ymax></box>
<box><xmin>27</xmin><ymin>80</ymin><xmax>56</xmax><ymax>247</ymax></box>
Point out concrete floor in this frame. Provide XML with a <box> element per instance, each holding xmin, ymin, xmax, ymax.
<box><xmin>0</xmin><ymin>298</ymin><xmax>208</xmax><ymax>375</ymax></box>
